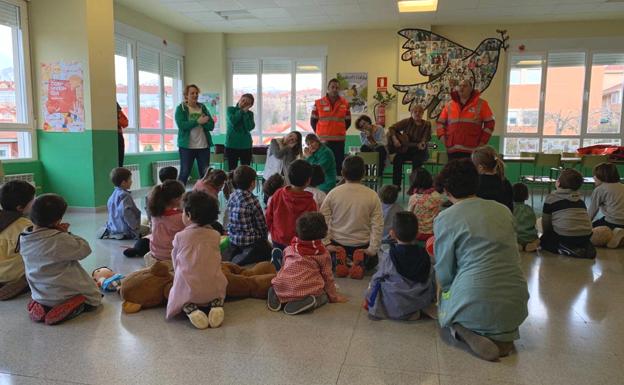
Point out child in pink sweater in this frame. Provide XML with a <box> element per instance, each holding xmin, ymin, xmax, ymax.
<box><xmin>193</xmin><ymin>168</ymin><xmax>227</xmax><ymax>199</ymax></box>
<box><xmin>407</xmin><ymin>168</ymin><xmax>443</xmax><ymax>241</ymax></box>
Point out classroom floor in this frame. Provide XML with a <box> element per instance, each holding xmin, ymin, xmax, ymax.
<box><xmin>1</xmin><ymin>196</ymin><xmax>623</xmax><ymax>385</ymax></box>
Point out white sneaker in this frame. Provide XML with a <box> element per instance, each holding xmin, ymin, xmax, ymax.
<box><xmin>208</xmin><ymin>306</ymin><xmax>224</xmax><ymax>328</ymax></box>
<box><xmin>183</xmin><ymin>303</ymin><xmax>209</xmax><ymax>329</ymax></box>
<box><xmin>607</xmin><ymin>228</ymin><xmax>624</xmax><ymax>249</ymax></box>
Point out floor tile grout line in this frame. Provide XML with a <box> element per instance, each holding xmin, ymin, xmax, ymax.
<box><xmin>0</xmin><ymin>370</ymin><xmax>93</xmax><ymax>385</ymax></box>
<box><xmin>335</xmin><ymin>307</ymin><xmax>363</xmax><ymax>384</ymax></box>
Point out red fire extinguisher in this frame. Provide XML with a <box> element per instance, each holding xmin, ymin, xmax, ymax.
<box><xmin>374</xmin><ymin>103</ymin><xmax>386</xmax><ymax>127</ymax></box>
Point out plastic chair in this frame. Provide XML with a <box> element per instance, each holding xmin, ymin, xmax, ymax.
<box><xmin>355</xmin><ymin>151</ymin><xmax>380</xmax><ymax>191</ymax></box>
<box><xmin>520</xmin><ymin>153</ymin><xmax>561</xmax><ymax>207</ymax></box>
<box><xmin>210</xmin><ymin>152</ymin><xmax>225</xmax><ymax>170</ymax></box>
<box><xmin>251</xmin><ymin>154</ymin><xmax>267</xmax><ymax>193</ymax></box>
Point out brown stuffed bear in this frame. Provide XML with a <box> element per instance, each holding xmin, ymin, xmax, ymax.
<box><xmin>222</xmin><ymin>261</ymin><xmax>276</xmax><ymax>299</ymax></box>
<box><xmin>120</xmin><ymin>261</ymin><xmax>174</xmax><ymax>313</ymax></box>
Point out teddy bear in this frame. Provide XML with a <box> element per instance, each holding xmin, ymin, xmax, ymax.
<box><xmin>591</xmin><ymin>226</ymin><xmax>624</xmax><ymax>248</ymax></box>
<box><xmin>222</xmin><ymin>261</ymin><xmax>276</xmax><ymax>299</ymax></box>
<box><xmin>120</xmin><ymin>261</ymin><xmax>173</xmax><ymax>313</ymax></box>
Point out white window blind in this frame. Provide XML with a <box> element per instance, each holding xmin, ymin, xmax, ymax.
<box><xmin>233</xmin><ymin>59</ymin><xmax>259</xmax><ymax>74</ymax></box>
<box><xmin>162</xmin><ymin>55</ymin><xmax>180</xmax><ymax>79</ymax></box>
<box><xmin>0</xmin><ymin>1</ymin><xmax>19</xmax><ymax>28</ymax></box>
<box><xmin>138</xmin><ymin>47</ymin><xmax>159</xmax><ymax>73</ymax></box>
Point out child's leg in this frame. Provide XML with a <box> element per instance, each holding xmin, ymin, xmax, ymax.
<box><xmin>183</xmin><ymin>303</ymin><xmax>209</xmax><ymax>329</ymax></box>
<box><xmin>45</xmin><ymin>295</ymin><xmax>88</xmax><ymax>325</ymax></box>
<box><xmin>0</xmin><ymin>275</ymin><xmax>29</xmax><ymax>300</ymax></box>
<box><xmin>283</xmin><ymin>296</ymin><xmax>316</xmax><ymax>315</ymax></box>
<box><xmin>267</xmin><ymin>286</ymin><xmax>282</xmax><ymax>312</ymax></box>
<box><xmin>207</xmin><ymin>298</ymin><xmax>224</xmax><ymax>328</ymax></box>
<box><xmin>451</xmin><ymin>323</ymin><xmax>500</xmax><ymax>362</ymax></box>
<box><xmin>313</xmin><ymin>293</ymin><xmax>328</xmax><ymax>309</ymax></box>
<box><xmin>539</xmin><ymin>230</ymin><xmax>560</xmax><ymax>254</ymax></box>
<box><xmin>27</xmin><ymin>299</ymin><xmax>48</xmax><ymax>322</ymax></box>
<box><xmin>123</xmin><ymin>237</ymin><xmax>150</xmax><ymax>258</ymax></box>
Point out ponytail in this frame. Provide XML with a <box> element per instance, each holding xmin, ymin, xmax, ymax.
<box><xmin>471</xmin><ymin>145</ymin><xmax>505</xmax><ymax>180</ymax></box>
<box><xmin>147</xmin><ymin>180</ymin><xmax>185</xmax><ymax>217</ymax></box>
<box><xmin>494</xmin><ymin>156</ymin><xmax>505</xmax><ymax>180</ymax></box>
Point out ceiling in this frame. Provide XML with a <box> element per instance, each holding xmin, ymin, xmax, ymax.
<box><xmin>114</xmin><ymin>0</ymin><xmax>624</xmax><ymax>33</ymax></box>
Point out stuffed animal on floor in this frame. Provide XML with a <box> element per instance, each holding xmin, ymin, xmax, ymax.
<box><xmin>120</xmin><ymin>261</ymin><xmax>173</xmax><ymax>313</ymax></box>
<box><xmin>222</xmin><ymin>261</ymin><xmax>276</xmax><ymax>299</ymax></box>
<box><xmin>591</xmin><ymin>226</ymin><xmax>612</xmax><ymax>246</ymax></box>
<box><xmin>92</xmin><ymin>266</ymin><xmax>124</xmax><ymax>293</ymax></box>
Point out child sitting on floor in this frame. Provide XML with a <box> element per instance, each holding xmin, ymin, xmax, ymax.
<box><xmin>166</xmin><ymin>191</ymin><xmax>227</xmax><ymax>329</ymax></box>
<box><xmin>19</xmin><ymin>194</ymin><xmax>102</xmax><ymax>325</ymax></box>
<box><xmin>471</xmin><ymin>145</ymin><xmax>513</xmax><ymax>211</ymax></box>
<box><xmin>379</xmin><ymin>184</ymin><xmax>402</xmax><ymax>243</ymax></box>
<box><xmin>305</xmin><ymin>165</ymin><xmax>327</xmax><ymax>208</ymax></box>
<box><xmin>541</xmin><ymin>168</ymin><xmax>595</xmax><ymax>259</ymax></box>
<box><xmin>364</xmin><ymin>211</ymin><xmax>437</xmax><ymax>321</ymax></box>
<box><xmin>262</xmin><ymin>173</ymin><xmax>285</xmax><ymax>206</ymax></box>
<box><xmin>588</xmin><ymin>163</ymin><xmax>624</xmax><ymax>248</ymax></box>
<box><xmin>99</xmin><ymin>167</ymin><xmax>148</xmax><ymax>240</ymax></box>
<box><xmin>268</xmin><ymin>212</ymin><xmax>348</xmax><ymax>315</ymax></box>
<box><xmin>407</xmin><ymin>167</ymin><xmax>443</xmax><ymax>241</ymax></box>
<box><xmin>512</xmin><ymin>183</ymin><xmax>539</xmax><ymax>252</ymax></box>
<box><xmin>194</xmin><ymin>168</ymin><xmax>227</xmax><ymax>199</ymax></box>
<box><xmin>0</xmin><ymin>181</ymin><xmax>35</xmax><ymax>300</ymax></box>
<box><xmin>145</xmin><ymin>166</ymin><xmax>179</xmax><ymax>224</ymax></box>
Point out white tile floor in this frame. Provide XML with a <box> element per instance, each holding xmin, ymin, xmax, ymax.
<box><xmin>1</xmin><ymin>203</ymin><xmax>623</xmax><ymax>385</ymax></box>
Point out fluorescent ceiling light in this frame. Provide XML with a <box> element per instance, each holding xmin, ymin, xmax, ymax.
<box><xmin>398</xmin><ymin>0</ymin><xmax>438</xmax><ymax>13</ymax></box>
<box><xmin>297</xmin><ymin>65</ymin><xmax>320</xmax><ymax>71</ymax></box>
<box><xmin>516</xmin><ymin>60</ymin><xmax>542</xmax><ymax>65</ymax></box>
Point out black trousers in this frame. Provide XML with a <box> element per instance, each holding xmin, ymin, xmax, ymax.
<box><xmin>118</xmin><ymin>132</ymin><xmax>125</xmax><ymax>167</ymax></box>
<box><xmin>592</xmin><ymin>217</ymin><xmax>624</xmax><ymax>229</ymax></box>
<box><xmin>324</xmin><ymin>140</ymin><xmax>345</xmax><ymax>176</ymax></box>
<box><xmin>540</xmin><ymin>230</ymin><xmax>594</xmax><ymax>258</ymax></box>
<box><xmin>225</xmin><ymin>147</ymin><xmax>253</xmax><ymax>171</ymax></box>
<box><xmin>392</xmin><ymin>148</ymin><xmax>428</xmax><ymax>186</ymax></box>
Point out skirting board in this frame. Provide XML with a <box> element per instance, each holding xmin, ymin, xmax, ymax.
<box><xmin>67</xmin><ymin>205</ymin><xmax>108</xmax><ymax>213</ymax></box>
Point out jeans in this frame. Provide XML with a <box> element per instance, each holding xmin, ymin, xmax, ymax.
<box><xmin>225</xmin><ymin>147</ymin><xmax>253</xmax><ymax>171</ymax></box>
<box><xmin>360</xmin><ymin>144</ymin><xmax>387</xmax><ymax>176</ymax></box>
<box><xmin>324</xmin><ymin>140</ymin><xmax>345</xmax><ymax>175</ymax></box>
<box><xmin>592</xmin><ymin>217</ymin><xmax>624</xmax><ymax>229</ymax></box>
<box><xmin>392</xmin><ymin>148</ymin><xmax>428</xmax><ymax>186</ymax></box>
<box><xmin>222</xmin><ymin>239</ymin><xmax>271</xmax><ymax>266</ymax></box>
<box><xmin>179</xmin><ymin>147</ymin><xmax>210</xmax><ymax>185</ymax></box>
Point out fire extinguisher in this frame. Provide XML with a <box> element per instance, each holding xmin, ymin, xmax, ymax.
<box><xmin>374</xmin><ymin>103</ymin><xmax>386</xmax><ymax>127</ymax></box>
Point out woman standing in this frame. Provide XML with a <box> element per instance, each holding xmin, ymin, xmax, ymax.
<box><xmin>303</xmin><ymin>134</ymin><xmax>336</xmax><ymax>193</ymax></box>
<box><xmin>433</xmin><ymin>159</ymin><xmax>529</xmax><ymax>361</ymax></box>
<box><xmin>226</xmin><ymin>94</ymin><xmax>255</xmax><ymax>171</ymax></box>
<box><xmin>117</xmin><ymin>102</ymin><xmax>128</xmax><ymax>167</ymax></box>
<box><xmin>263</xmin><ymin>132</ymin><xmax>302</xmax><ymax>183</ymax></box>
<box><xmin>354</xmin><ymin>115</ymin><xmax>386</xmax><ymax>176</ymax></box>
<box><xmin>175</xmin><ymin>84</ymin><xmax>215</xmax><ymax>185</ymax></box>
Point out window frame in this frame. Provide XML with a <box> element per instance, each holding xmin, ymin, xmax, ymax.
<box><xmin>502</xmin><ymin>48</ymin><xmax>624</xmax><ymax>155</ymax></box>
<box><xmin>115</xmin><ymin>32</ymin><xmax>184</xmax><ymax>155</ymax></box>
<box><xmin>227</xmin><ymin>56</ymin><xmax>327</xmax><ymax>144</ymax></box>
<box><xmin>0</xmin><ymin>0</ymin><xmax>35</xmax><ymax>162</ymax></box>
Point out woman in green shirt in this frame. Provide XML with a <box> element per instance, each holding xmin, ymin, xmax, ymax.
<box><xmin>174</xmin><ymin>84</ymin><xmax>215</xmax><ymax>184</ymax></box>
<box><xmin>225</xmin><ymin>94</ymin><xmax>255</xmax><ymax>171</ymax></box>
<box><xmin>303</xmin><ymin>134</ymin><xmax>336</xmax><ymax>193</ymax></box>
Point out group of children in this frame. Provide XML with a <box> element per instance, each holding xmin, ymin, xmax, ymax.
<box><xmin>1</xmin><ymin>143</ymin><xmax>623</xmax><ymax>329</ymax></box>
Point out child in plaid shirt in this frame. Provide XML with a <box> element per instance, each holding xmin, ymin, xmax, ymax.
<box><xmin>267</xmin><ymin>212</ymin><xmax>348</xmax><ymax>315</ymax></box>
<box><xmin>223</xmin><ymin>165</ymin><xmax>271</xmax><ymax>265</ymax></box>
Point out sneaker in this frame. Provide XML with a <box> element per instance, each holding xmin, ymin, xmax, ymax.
<box><xmin>267</xmin><ymin>287</ymin><xmax>282</xmax><ymax>312</ymax></box>
<box><xmin>183</xmin><ymin>303</ymin><xmax>209</xmax><ymax>329</ymax></box>
<box><xmin>45</xmin><ymin>295</ymin><xmax>87</xmax><ymax>325</ymax></box>
<box><xmin>123</xmin><ymin>248</ymin><xmax>139</xmax><ymax>258</ymax></box>
<box><xmin>334</xmin><ymin>246</ymin><xmax>349</xmax><ymax>278</ymax></box>
<box><xmin>607</xmin><ymin>228</ymin><xmax>624</xmax><ymax>249</ymax></box>
<box><xmin>208</xmin><ymin>306</ymin><xmax>224</xmax><ymax>328</ymax></box>
<box><xmin>349</xmin><ymin>249</ymin><xmax>366</xmax><ymax>280</ymax></box>
<box><xmin>27</xmin><ymin>300</ymin><xmax>47</xmax><ymax>322</ymax></box>
<box><xmin>270</xmin><ymin>248</ymin><xmax>283</xmax><ymax>271</ymax></box>
<box><xmin>95</xmin><ymin>227</ymin><xmax>109</xmax><ymax>239</ymax></box>
<box><xmin>524</xmin><ymin>239</ymin><xmax>540</xmax><ymax>253</ymax></box>
<box><xmin>452</xmin><ymin>323</ymin><xmax>500</xmax><ymax>362</ymax></box>
<box><xmin>283</xmin><ymin>295</ymin><xmax>316</xmax><ymax>315</ymax></box>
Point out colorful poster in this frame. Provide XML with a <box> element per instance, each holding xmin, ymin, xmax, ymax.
<box><xmin>198</xmin><ymin>92</ymin><xmax>221</xmax><ymax>130</ymax></box>
<box><xmin>40</xmin><ymin>61</ymin><xmax>85</xmax><ymax>132</ymax></box>
<box><xmin>337</xmin><ymin>72</ymin><xmax>368</xmax><ymax>114</ymax></box>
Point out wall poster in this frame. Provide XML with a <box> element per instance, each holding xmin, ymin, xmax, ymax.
<box><xmin>337</xmin><ymin>72</ymin><xmax>368</xmax><ymax>114</ymax></box>
<box><xmin>198</xmin><ymin>92</ymin><xmax>221</xmax><ymax>130</ymax></box>
<box><xmin>41</xmin><ymin>61</ymin><xmax>85</xmax><ymax>132</ymax></box>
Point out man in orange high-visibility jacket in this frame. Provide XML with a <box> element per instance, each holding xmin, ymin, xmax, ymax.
<box><xmin>436</xmin><ymin>79</ymin><xmax>495</xmax><ymax>160</ymax></box>
<box><xmin>311</xmin><ymin>78</ymin><xmax>351</xmax><ymax>175</ymax></box>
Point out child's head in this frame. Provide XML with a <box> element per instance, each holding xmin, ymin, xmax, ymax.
<box><xmin>148</xmin><ymin>180</ymin><xmax>185</xmax><ymax>217</ymax></box>
<box><xmin>512</xmin><ymin>183</ymin><xmax>529</xmax><ymax>203</ymax></box>
<box><xmin>0</xmin><ymin>180</ymin><xmax>36</xmax><ymax>213</ymax></box>
<box><xmin>435</xmin><ymin>159</ymin><xmax>479</xmax><ymax>199</ymax></box>
<box><xmin>391</xmin><ymin>211</ymin><xmax>418</xmax><ymax>243</ymax></box>
<box><xmin>288</xmin><ymin>159</ymin><xmax>313</xmax><ymax>188</ymax></box>
<box><xmin>182</xmin><ymin>191</ymin><xmax>219</xmax><ymax>226</ymax></box>
<box><xmin>341</xmin><ymin>155</ymin><xmax>365</xmax><ymax>182</ymax></box>
<box><xmin>262</xmin><ymin>173</ymin><xmax>285</xmax><ymax>199</ymax></box>
<box><xmin>408</xmin><ymin>167</ymin><xmax>433</xmax><ymax>194</ymax></box>
<box><xmin>201</xmin><ymin>168</ymin><xmax>227</xmax><ymax>190</ymax></box>
<box><xmin>310</xmin><ymin>165</ymin><xmax>325</xmax><ymax>188</ymax></box>
<box><xmin>379</xmin><ymin>184</ymin><xmax>400</xmax><ymax>205</ymax></box>
<box><xmin>30</xmin><ymin>194</ymin><xmax>67</xmax><ymax>228</ymax></box>
<box><xmin>557</xmin><ymin>168</ymin><xmax>584</xmax><ymax>191</ymax></box>
<box><xmin>593</xmin><ymin>162</ymin><xmax>620</xmax><ymax>184</ymax></box>
<box><xmin>233</xmin><ymin>165</ymin><xmax>257</xmax><ymax>191</ymax></box>
<box><xmin>471</xmin><ymin>145</ymin><xmax>505</xmax><ymax>179</ymax></box>
<box><xmin>296</xmin><ymin>212</ymin><xmax>328</xmax><ymax>241</ymax></box>
<box><xmin>158</xmin><ymin>166</ymin><xmax>178</xmax><ymax>183</ymax></box>
<box><xmin>110</xmin><ymin>167</ymin><xmax>132</xmax><ymax>188</ymax></box>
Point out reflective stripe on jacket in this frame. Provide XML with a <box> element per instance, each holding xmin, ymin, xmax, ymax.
<box><xmin>314</xmin><ymin>96</ymin><xmax>349</xmax><ymax>141</ymax></box>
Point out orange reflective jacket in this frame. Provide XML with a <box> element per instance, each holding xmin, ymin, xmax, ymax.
<box><xmin>314</xmin><ymin>96</ymin><xmax>350</xmax><ymax>141</ymax></box>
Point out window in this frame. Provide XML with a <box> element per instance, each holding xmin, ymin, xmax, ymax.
<box><xmin>504</xmin><ymin>51</ymin><xmax>624</xmax><ymax>155</ymax></box>
<box><xmin>230</xmin><ymin>58</ymin><xmax>324</xmax><ymax>144</ymax></box>
<box><xmin>0</xmin><ymin>0</ymin><xmax>33</xmax><ymax>160</ymax></box>
<box><xmin>114</xmin><ymin>34</ymin><xmax>183</xmax><ymax>153</ymax></box>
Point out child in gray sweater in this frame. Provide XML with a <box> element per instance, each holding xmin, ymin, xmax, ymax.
<box><xmin>19</xmin><ymin>194</ymin><xmax>101</xmax><ymax>325</ymax></box>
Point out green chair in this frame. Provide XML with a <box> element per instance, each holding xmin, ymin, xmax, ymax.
<box><xmin>356</xmin><ymin>151</ymin><xmax>380</xmax><ymax>191</ymax></box>
<box><xmin>251</xmin><ymin>154</ymin><xmax>267</xmax><ymax>194</ymax></box>
<box><xmin>520</xmin><ymin>153</ymin><xmax>562</xmax><ymax>207</ymax></box>
<box><xmin>210</xmin><ymin>152</ymin><xmax>225</xmax><ymax>170</ymax></box>
<box><xmin>579</xmin><ymin>155</ymin><xmax>609</xmax><ymax>181</ymax></box>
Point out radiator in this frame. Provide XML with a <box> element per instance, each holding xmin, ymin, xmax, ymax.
<box><xmin>2</xmin><ymin>173</ymin><xmax>36</xmax><ymax>187</ymax></box>
<box><xmin>125</xmin><ymin>164</ymin><xmax>141</xmax><ymax>191</ymax></box>
<box><xmin>152</xmin><ymin>160</ymin><xmax>180</xmax><ymax>185</ymax></box>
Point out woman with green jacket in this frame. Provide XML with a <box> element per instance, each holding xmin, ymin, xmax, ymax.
<box><xmin>225</xmin><ymin>94</ymin><xmax>255</xmax><ymax>171</ymax></box>
<box><xmin>304</xmin><ymin>134</ymin><xmax>336</xmax><ymax>193</ymax></box>
<box><xmin>175</xmin><ymin>84</ymin><xmax>215</xmax><ymax>184</ymax></box>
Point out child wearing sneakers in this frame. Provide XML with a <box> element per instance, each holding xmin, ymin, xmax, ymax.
<box><xmin>379</xmin><ymin>185</ymin><xmax>402</xmax><ymax>243</ymax></box>
<box><xmin>19</xmin><ymin>194</ymin><xmax>102</xmax><ymax>325</ymax></box>
<box><xmin>364</xmin><ymin>211</ymin><xmax>437</xmax><ymax>321</ymax></box>
<box><xmin>100</xmin><ymin>167</ymin><xmax>148</xmax><ymax>240</ymax></box>
<box><xmin>268</xmin><ymin>212</ymin><xmax>348</xmax><ymax>315</ymax></box>
<box><xmin>266</xmin><ymin>159</ymin><xmax>317</xmax><ymax>251</ymax></box>
<box><xmin>407</xmin><ymin>167</ymin><xmax>443</xmax><ymax>241</ymax></box>
<box><xmin>223</xmin><ymin>166</ymin><xmax>272</xmax><ymax>265</ymax></box>
<box><xmin>512</xmin><ymin>183</ymin><xmax>539</xmax><ymax>252</ymax></box>
<box><xmin>588</xmin><ymin>163</ymin><xmax>624</xmax><ymax>248</ymax></box>
<box><xmin>305</xmin><ymin>165</ymin><xmax>327</xmax><ymax>208</ymax></box>
<box><xmin>0</xmin><ymin>181</ymin><xmax>35</xmax><ymax>300</ymax></box>
<box><xmin>321</xmin><ymin>156</ymin><xmax>384</xmax><ymax>279</ymax></box>
<box><xmin>166</xmin><ymin>191</ymin><xmax>227</xmax><ymax>329</ymax></box>
<box><xmin>541</xmin><ymin>169</ymin><xmax>595</xmax><ymax>259</ymax></box>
